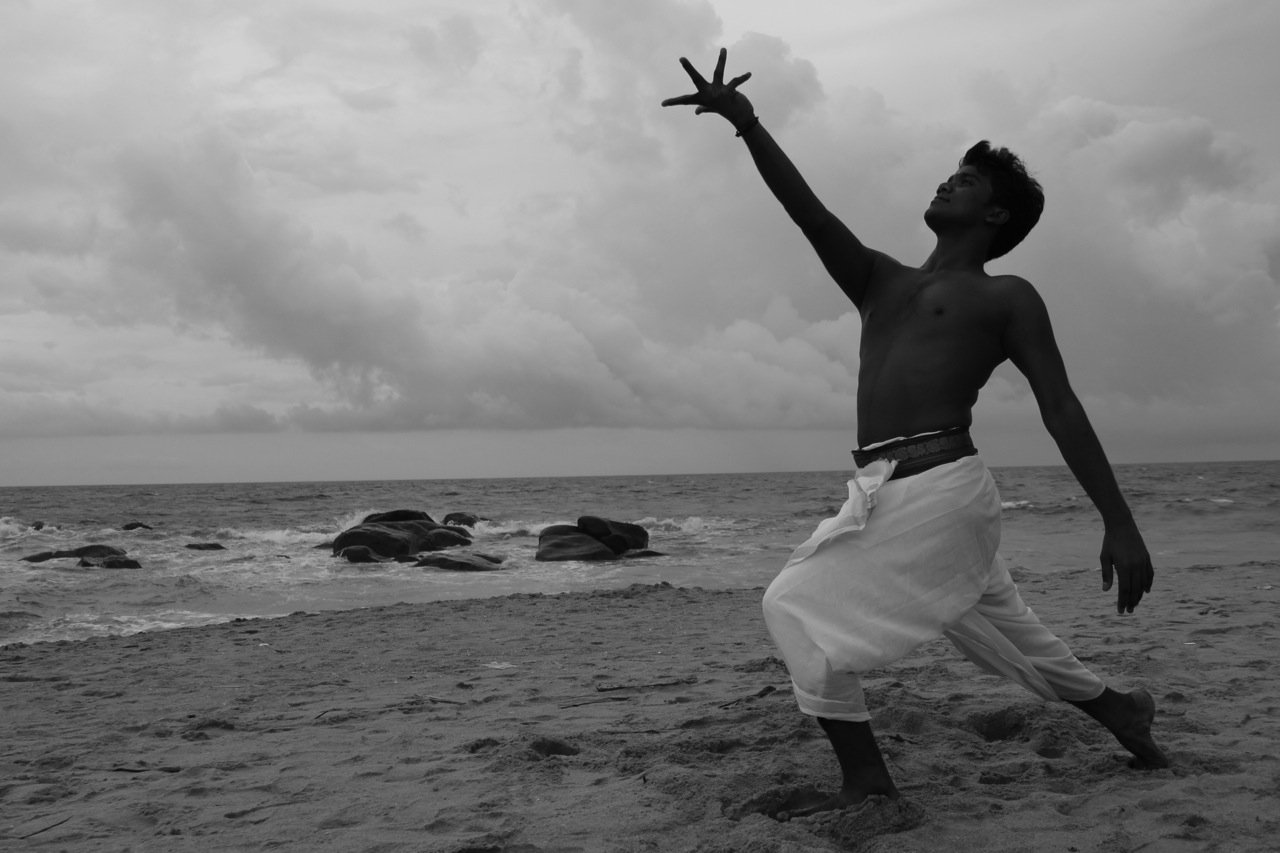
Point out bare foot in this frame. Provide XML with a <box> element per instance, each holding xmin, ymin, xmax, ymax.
<box><xmin>1113</xmin><ymin>689</ymin><xmax>1170</xmax><ymax>769</ymax></box>
<box><xmin>1072</xmin><ymin>687</ymin><xmax>1170</xmax><ymax>769</ymax></box>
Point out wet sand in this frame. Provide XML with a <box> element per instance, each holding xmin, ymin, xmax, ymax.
<box><xmin>3</xmin><ymin>562</ymin><xmax>1277</xmax><ymax>852</ymax></box>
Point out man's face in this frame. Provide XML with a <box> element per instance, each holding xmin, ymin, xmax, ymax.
<box><xmin>924</xmin><ymin>164</ymin><xmax>1000</xmax><ymax>226</ymax></box>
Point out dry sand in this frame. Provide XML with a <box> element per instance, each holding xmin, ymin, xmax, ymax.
<box><xmin>3</xmin><ymin>562</ymin><xmax>1278</xmax><ymax>852</ymax></box>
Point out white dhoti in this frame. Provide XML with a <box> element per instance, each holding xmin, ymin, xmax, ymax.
<box><xmin>762</xmin><ymin>455</ymin><xmax>1104</xmax><ymax>722</ymax></box>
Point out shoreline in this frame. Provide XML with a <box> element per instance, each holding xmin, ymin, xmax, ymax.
<box><xmin>4</xmin><ymin>564</ymin><xmax>1278</xmax><ymax>852</ymax></box>
<box><xmin>0</xmin><ymin>559</ymin><xmax>1251</xmax><ymax>652</ymax></box>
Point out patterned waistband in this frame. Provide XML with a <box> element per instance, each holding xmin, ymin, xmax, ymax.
<box><xmin>851</xmin><ymin>428</ymin><xmax>977</xmax><ymax>480</ymax></box>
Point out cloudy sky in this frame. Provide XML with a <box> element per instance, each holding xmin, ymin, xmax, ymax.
<box><xmin>2</xmin><ymin>0</ymin><xmax>1277</xmax><ymax>485</ymax></box>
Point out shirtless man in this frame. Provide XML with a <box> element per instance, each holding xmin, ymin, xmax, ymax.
<box><xmin>663</xmin><ymin>49</ymin><xmax>1167</xmax><ymax>813</ymax></box>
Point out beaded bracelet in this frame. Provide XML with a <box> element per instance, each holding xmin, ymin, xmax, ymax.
<box><xmin>734</xmin><ymin>115</ymin><xmax>760</xmax><ymax>137</ymax></box>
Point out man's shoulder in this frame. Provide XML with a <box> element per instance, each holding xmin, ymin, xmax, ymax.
<box><xmin>982</xmin><ymin>272</ymin><xmax>1044</xmax><ymax>310</ymax></box>
<box><xmin>984</xmin><ymin>271</ymin><xmax>1036</xmax><ymax>292</ymax></box>
<box><xmin>982</xmin><ymin>272</ymin><xmax>1057</xmax><ymax>336</ymax></box>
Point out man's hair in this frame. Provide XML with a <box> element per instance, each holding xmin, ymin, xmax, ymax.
<box><xmin>960</xmin><ymin>140</ymin><xmax>1044</xmax><ymax>260</ymax></box>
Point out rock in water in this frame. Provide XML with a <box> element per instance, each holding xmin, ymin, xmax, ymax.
<box><xmin>577</xmin><ymin>516</ymin><xmax>650</xmax><ymax>552</ymax></box>
<box><xmin>21</xmin><ymin>544</ymin><xmax>128</xmax><ymax>563</ymax></box>
<box><xmin>361</xmin><ymin>509</ymin><xmax>435</xmax><ymax>524</ymax></box>
<box><xmin>331</xmin><ymin>520</ymin><xmax>471</xmax><ymax>558</ymax></box>
<box><xmin>535</xmin><ymin>517</ymin><xmax>657</xmax><ymax>561</ymax></box>
<box><xmin>415</xmin><ymin>553</ymin><xmax>505</xmax><ymax>571</ymax></box>
<box><xmin>78</xmin><ymin>556</ymin><xmax>143</xmax><ymax>569</ymax></box>
<box><xmin>535</xmin><ymin>524</ymin><xmax>621</xmax><ymax>562</ymax></box>
<box><xmin>337</xmin><ymin>545</ymin><xmax>389</xmax><ymax>564</ymax></box>
<box><xmin>442</xmin><ymin>512</ymin><xmax>485</xmax><ymax>528</ymax></box>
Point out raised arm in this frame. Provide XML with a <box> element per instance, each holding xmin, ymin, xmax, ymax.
<box><xmin>1003</xmin><ymin>280</ymin><xmax>1155</xmax><ymax>614</ymax></box>
<box><xmin>662</xmin><ymin>48</ymin><xmax>881</xmax><ymax>309</ymax></box>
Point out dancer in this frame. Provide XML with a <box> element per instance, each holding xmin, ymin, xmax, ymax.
<box><xmin>663</xmin><ymin>48</ymin><xmax>1167</xmax><ymax>814</ymax></box>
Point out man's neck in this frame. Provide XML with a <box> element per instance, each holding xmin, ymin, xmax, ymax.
<box><xmin>920</xmin><ymin>232</ymin><xmax>990</xmax><ymax>274</ymax></box>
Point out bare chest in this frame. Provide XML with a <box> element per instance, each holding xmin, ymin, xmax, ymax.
<box><xmin>864</xmin><ymin>275</ymin><xmax>1001</xmax><ymax>342</ymax></box>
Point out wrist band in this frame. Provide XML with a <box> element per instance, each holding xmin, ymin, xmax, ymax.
<box><xmin>735</xmin><ymin>115</ymin><xmax>760</xmax><ymax>137</ymax></box>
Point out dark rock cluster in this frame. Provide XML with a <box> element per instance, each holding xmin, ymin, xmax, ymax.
<box><xmin>535</xmin><ymin>516</ymin><xmax>660</xmax><ymax>562</ymax></box>
<box><xmin>20</xmin><ymin>508</ymin><xmax>662</xmax><ymax>573</ymax></box>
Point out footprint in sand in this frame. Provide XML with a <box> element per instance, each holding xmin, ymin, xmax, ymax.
<box><xmin>964</xmin><ymin>705</ymin><xmax>1032</xmax><ymax>742</ymax></box>
<box><xmin>527</xmin><ymin>736</ymin><xmax>579</xmax><ymax>758</ymax></box>
<box><xmin>806</xmin><ymin>798</ymin><xmax>927</xmax><ymax>846</ymax></box>
<box><xmin>724</xmin><ymin>785</ymin><xmax>925</xmax><ymax>846</ymax></box>
<box><xmin>722</xmin><ymin>784</ymin><xmax>830</xmax><ymax>821</ymax></box>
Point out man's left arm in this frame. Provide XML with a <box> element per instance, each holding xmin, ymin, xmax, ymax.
<box><xmin>1002</xmin><ymin>279</ymin><xmax>1155</xmax><ymax>614</ymax></box>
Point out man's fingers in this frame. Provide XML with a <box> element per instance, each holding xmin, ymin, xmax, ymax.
<box><xmin>1126</xmin><ymin>582</ymin><xmax>1143</xmax><ymax>613</ymax></box>
<box><xmin>666</xmin><ymin>51</ymin><xmax>749</xmax><ymax>113</ymax></box>
<box><xmin>1134</xmin><ymin>559</ymin><xmax>1153</xmax><ymax>606</ymax></box>
<box><xmin>660</xmin><ymin>94</ymin><xmax>699</xmax><ymax>107</ymax></box>
<box><xmin>1100</xmin><ymin>558</ymin><xmax>1114</xmax><ymax>592</ymax></box>
<box><xmin>679</xmin><ymin>57</ymin><xmax>709</xmax><ymax>89</ymax></box>
<box><xmin>1116</xmin><ymin>566</ymin><xmax>1134</xmax><ymax>614</ymax></box>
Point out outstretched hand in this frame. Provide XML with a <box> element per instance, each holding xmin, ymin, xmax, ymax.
<box><xmin>1099</xmin><ymin>524</ymin><xmax>1155</xmax><ymax>614</ymax></box>
<box><xmin>661</xmin><ymin>47</ymin><xmax>756</xmax><ymax>130</ymax></box>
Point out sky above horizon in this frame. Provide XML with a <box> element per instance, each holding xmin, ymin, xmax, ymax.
<box><xmin>2</xmin><ymin>0</ymin><xmax>1278</xmax><ymax>486</ymax></box>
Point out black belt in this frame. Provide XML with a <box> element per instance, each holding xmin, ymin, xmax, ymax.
<box><xmin>851</xmin><ymin>427</ymin><xmax>977</xmax><ymax>480</ymax></box>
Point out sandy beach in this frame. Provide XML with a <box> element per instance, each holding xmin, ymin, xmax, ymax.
<box><xmin>3</xmin><ymin>561</ymin><xmax>1277</xmax><ymax>852</ymax></box>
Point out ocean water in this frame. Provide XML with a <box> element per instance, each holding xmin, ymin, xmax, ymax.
<box><xmin>2</xmin><ymin>461</ymin><xmax>1277</xmax><ymax>647</ymax></box>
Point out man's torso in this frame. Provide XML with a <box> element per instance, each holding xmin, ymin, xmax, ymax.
<box><xmin>854</xmin><ymin>258</ymin><xmax>1020</xmax><ymax>446</ymax></box>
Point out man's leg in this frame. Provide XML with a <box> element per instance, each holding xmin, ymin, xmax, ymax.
<box><xmin>784</xmin><ymin>718</ymin><xmax>900</xmax><ymax>818</ymax></box>
<box><xmin>818</xmin><ymin>717</ymin><xmax>901</xmax><ymax>802</ymax></box>
<box><xmin>946</xmin><ymin>559</ymin><xmax>1169</xmax><ymax>768</ymax></box>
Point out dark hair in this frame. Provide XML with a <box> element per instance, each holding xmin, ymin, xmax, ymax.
<box><xmin>961</xmin><ymin>140</ymin><xmax>1044</xmax><ymax>260</ymax></box>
